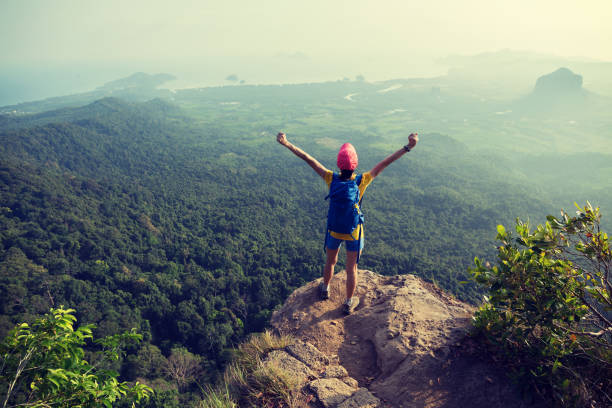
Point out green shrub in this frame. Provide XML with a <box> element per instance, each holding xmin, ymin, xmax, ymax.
<box><xmin>470</xmin><ymin>203</ymin><xmax>611</xmax><ymax>406</ymax></box>
<box><xmin>0</xmin><ymin>306</ymin><xmax>152</xmax><ymax>408</ymax></box>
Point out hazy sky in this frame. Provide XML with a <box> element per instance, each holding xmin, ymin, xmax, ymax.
<box><xmin>2</xmin><ymin>0</ymin><xmax>611</xmax><ymax>64</ymax></box>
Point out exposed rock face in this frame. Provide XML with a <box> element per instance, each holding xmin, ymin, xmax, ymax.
<box><xmin>262</xmin><ymin>349</ymin><xmax>315</xmax><ymax>384</ymax></box>
<box><xmin>309</xmin><ymin>378</ymin><xmax>360</xmax><ymax>407</ymax></box>
<box><xmin>261</xmin><ymin>339</ymin><xmax>379</xmax><ymax>407</ymax></box>
<box><xmin>286</xmin><ymin>342</ymin><xmax>330</xmax><ymax>371</ymax></box>
<box><xmin>270</xmin><ymin>270</ymin><xmax>543</xmax><ymax>408</ymax></box>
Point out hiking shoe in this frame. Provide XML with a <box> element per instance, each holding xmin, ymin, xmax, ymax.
<box><xmin>319</xmin><ymin>283</ymin><xmax>330</xmax><ymax>300</ymax></box>
<box><xmin>343</xmin><ymin>297</ymin><xmax>359</xmax><ymax>314</ymax></box>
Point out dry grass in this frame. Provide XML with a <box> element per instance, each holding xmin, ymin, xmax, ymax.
<box><xmin>201</xmin><ymin>331</ymin><xmax>301</xmax><ymax>408</ymax></box>
<box><xmin>197</xmin><ymin>385</ymin><xmax>236</xmax><ymax>408</ymax></box>
<box><xmin>233</xmin><ymin>330</ymin><xmax>294</xmax><ymax>369</ymax></box>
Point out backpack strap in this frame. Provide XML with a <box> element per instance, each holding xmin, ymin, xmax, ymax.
<box><xmin>356</xmin><ymin>174</ymin><xmax>364</xmax><ymax>263</ymax></box>
<box><xmin>324</xmin><ymin>173</ymin><xmax>339</xmax><ymax>201</ymax></box>
<box><xmin>355</xmin><ymin>174</ymin><xmax>364</xmax><ymax>207</ymax></box>
<box><xmin>356</xmin><ymin>226</ymin><xmax>362</xmax><ymax>264</ymax></box>
<box><xmin>323</xmin><ymin>173</ymin><xmax>337</xmax><ymax>253</ymax></box>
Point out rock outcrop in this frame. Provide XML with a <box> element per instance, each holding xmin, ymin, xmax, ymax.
<box><xmin>269</xmin><ymin>270</ymin><xmax>542</xmax><ymax>408</ymax></box>
<box><xmin>517</xmin><ymin>67</ymin><xmax>593</xmax><ymax>115</ymax></box>
<box><xmin>532</xmin><ymin>67</ymin><xmax>583</xmax><ymax>97</ymax></box>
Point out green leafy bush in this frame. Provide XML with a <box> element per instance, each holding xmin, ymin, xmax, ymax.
<box><xmin>470</xmin><ymin>203</ymin><xmax>611</xmax><ymax>407</ymax></box>
<box><xmin>0</xmin><ymin>306</ymin><xmax>152</xmax><ymax>407</ymax></box>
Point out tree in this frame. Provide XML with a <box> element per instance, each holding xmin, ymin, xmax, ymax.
<box><xmin>470</xmin><ymin>202</ymin><xmax>611</xmax><ymax>406</ymax></box>
<box><xmin>164</xmin><ymin>348</ymin><xmax>202</xmax><ymax>391</ymax></box>
<box><xmin>0</xmin><ymin>307</ymin><xmax>152</xmax><ymax>408</ymax></box>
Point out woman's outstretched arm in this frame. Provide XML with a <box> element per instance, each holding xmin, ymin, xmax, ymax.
<box><xmin>369</xmin><ymin>133</ymin><xmax>418</xmax><ymax>179</ymax></box>
<box><xmin>277</xmin><ymin>132</ymin><xmax>329</xmax><ymax>179</ymax></box>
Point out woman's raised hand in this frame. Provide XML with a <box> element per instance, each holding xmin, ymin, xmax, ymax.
<box><xmin>408</xmin><ymin>133</ymin><xmax>419</xmax><ymax>149</ymax></box>
<box><xmin>277</xmin><ymin>132</ymin><xmax>288</xmax><ymax>146</ymax></box>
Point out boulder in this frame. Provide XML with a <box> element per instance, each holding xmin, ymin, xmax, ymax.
<box><xmin>337</xmin><ymin>388</ymin><xmax>381</xmax><ymax>408</ymax></box>
<box><xmin>286</xmin><ymin>341</ymin><xmax>330</xmax><ymax>370</ymax></box>
<box><xmin>309</xmin><ymin>378</ymin><xmax>357</xmax><ymax>407</ymax></box>
<box><xmin>262</xmin><ymin>350</ymin><xmax>314</xmax><ymax>385</ymax></box>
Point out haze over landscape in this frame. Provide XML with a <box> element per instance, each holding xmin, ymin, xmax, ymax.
<box><xmin>2</xmin><ymin>0</ymin><xmax>611</xmax><ymax>104</ymax></box>
<box><xmin>1</xmin><ymin>1</ymin><xmax>611</xmax><ymax>407</ymax></box>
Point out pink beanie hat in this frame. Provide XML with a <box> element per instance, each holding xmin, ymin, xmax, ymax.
<box><xmin>337</xmin><ymin>143</ymin><xmax>358</xmax><ymax>170</ymax></box>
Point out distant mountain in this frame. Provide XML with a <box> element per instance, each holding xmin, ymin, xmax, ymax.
<box><xmin>440</xmin><ymin>49</ymin><xmax>612</xmax><ymax>98</ymax></box>
<box><xmin>97</xmin><ymin>72</ymin><xmax>175</xmax><ymax>91</ymax></box>
<box><xmin>0</xmin><ymin>97</ymin><xmax>186</xmax><ymax>179</ymax></box>
<box><xmin>0</xmin><ymin>72</ymin><xmax>176</xmax><ymax>115</ymax></box>
<box><xmin>513</xmin><ymin>67</ymin><xmax>610</xmax><ymax>115</ymax></box>
<box><xmin>531</xmin><ymin>67</ymin><xmax>584</xmax><ymax>97</ymax></box>
<box><xmin>0</xmin><ymin>97</ymin><xmax>182</xmax><ymax>131</ymax></box>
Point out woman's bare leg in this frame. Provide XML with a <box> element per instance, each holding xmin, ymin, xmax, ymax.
<box><xmin>345</xmin><ymin>250</ymin><xmax>361</xmax><ymax>299</ymax></box>
<box><xmin>324</xmin><ymin>247</ymin><xmax>340</xmax><ymax>285</ymax></box>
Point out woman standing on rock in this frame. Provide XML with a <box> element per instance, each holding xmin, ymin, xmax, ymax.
<box><xmin>276</xmin><ymin>132</ymin><xmax>419</xmax><ymax>314</ymax></box>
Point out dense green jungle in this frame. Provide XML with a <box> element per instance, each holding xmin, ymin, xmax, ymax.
<box><xmin>1</xmin><ymin>72</ymin><xmax>611</xmax><ymax>405</ymax></box>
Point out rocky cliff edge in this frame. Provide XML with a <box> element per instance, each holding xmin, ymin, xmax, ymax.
<box><xmin>267</xmin><ymin>269</ymin><xmax>541</xmax><ymax>408</ymax></box>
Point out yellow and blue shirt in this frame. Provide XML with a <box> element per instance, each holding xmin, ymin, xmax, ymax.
<box><xmin>324</xmin><ymin>170</ymin><xmax>373</xmax><ymax>240</ymax></box>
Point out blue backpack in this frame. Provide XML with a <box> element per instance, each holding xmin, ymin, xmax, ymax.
<box><xmin>325</xmin><ymin>173</ymin><xmax>364</xmax><ymax>236</ymax></box>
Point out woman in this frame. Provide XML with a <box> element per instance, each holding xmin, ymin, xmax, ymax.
<box><xmin>276</xmin><ymin>131</ymin><xmax>419</xmax><ymax>314</ymax></box>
